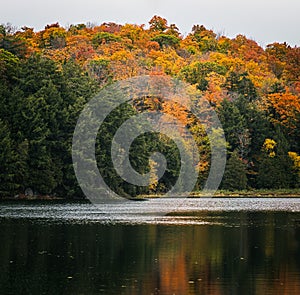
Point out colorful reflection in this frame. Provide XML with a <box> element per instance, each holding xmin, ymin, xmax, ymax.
<box><xmin>0</xmin><ymin>212</ymin><xmax>300</xmax><ymax>294</ymax></box>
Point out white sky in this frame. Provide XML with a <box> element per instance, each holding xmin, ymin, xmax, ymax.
<box><xmin>1</xmin><ymin>0</ymin><xmax>299</xmax><ymax>47</ymax></box>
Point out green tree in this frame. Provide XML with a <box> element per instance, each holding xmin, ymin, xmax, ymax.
<box><xmin>221</xmin><ymin>150</ymin><xmax>247</xmax><ymax>190</ymax></box>
<box><xmin>0</xmin><ymin>120</ymin><xmax>16</xmax><ymax>196</ymax></box>
<box><xmin>257</xmin><ymin>135</ymin><xmax>294</xmax><ymax>189</ymax></box>
<box><xmin>180</xmin><ymin>62</ymin><xmax>227</xmax><ymax>91</ymax></box>
<box><xmin>257</xmin><ymin>155</ymin><xmax>294</xmax><ymax>189</ymax></box>
<box><xmin>217</xmin><ymin>99</ymin><xmax>247</xmax><ymax>152</ymax></box>
<box><xmin>0</xmin><ymin>24</ymin><xmax>27</xmax><ymax>57</ymax></box>
<box><xmin>225</xmin><ymin>72</ymin><xmax>258</xmax><ymax>101</ymax></box>
<box><xmin>151</xmin><ymin>34</ymin><xmax>180</xmax><ymax>49</ymax></box>
<box><xmin>92</xmin><ymin>32</ymin><xmax>121</xmax><ymax>47</ymax></box>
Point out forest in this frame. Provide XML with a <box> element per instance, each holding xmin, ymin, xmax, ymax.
<box><xmin>0</xmin><ymin>16</ymin><xmax>299</xmax><ymax>198</ymax></box>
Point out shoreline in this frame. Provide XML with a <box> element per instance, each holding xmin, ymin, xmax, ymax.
<box><xmin>1</xmin><ymin>189</ymin><xmax>300</xmax><ymax>201</ymax></box>
<box><xmin>139</xmin><ymin>189</ymin><xmax>300</xmax><ymax>199</ymax></box>
<box><xmin>190</xmin><ymin>189</ymin><xmax>300</xmax><ymax>198</ymax></box>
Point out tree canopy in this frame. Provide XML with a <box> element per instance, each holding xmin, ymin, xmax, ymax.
<box><xmin>0</xmin><ymin>17</ymin><xmax>299</xmax><ymax>197</ymax></box>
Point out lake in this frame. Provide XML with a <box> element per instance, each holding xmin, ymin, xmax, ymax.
<box><xmin>1</xmin><ymin>198</ymin><xmax>300</xmax><ymax>295</ymax></box>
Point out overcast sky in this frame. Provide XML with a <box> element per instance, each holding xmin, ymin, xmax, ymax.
<box><xmin>1</xmin><ymin>0</ymin><xmax>299</xmax><ymax>47</ymax></box>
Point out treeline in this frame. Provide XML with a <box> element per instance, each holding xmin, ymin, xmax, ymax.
<box><xmin>0</xmin><ymin>16</ymin><xmax>299</xmax><ymax>197</ymax></box>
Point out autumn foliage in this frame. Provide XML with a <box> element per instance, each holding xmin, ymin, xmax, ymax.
<box><xmin>0</xmin><ymin>16</ymin><xmax>300</xmax><ymax>196</ymax></box>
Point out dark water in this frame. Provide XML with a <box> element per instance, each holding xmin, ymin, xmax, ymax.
<box><xmin>1</xmin><ymin>198</ymin><xmax>300</xmax><ymax>295</ymax></box>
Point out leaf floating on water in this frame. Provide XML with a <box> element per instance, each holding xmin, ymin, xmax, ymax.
<box><xmin>38</xmin><ymin>251</ymin><xmax>47</xmax><ymax>255</ymax></box>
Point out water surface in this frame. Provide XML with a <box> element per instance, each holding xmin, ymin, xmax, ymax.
<box><xmin>1</xmin><ymin>198</ymin><xmax>300</xmax><ymax>295</ymax></box>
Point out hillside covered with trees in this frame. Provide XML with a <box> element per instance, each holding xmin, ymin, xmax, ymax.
<box><xmin>0</xmin><ymin>16</ymin><xmax>299</xmax><ymax>198</ymax></box>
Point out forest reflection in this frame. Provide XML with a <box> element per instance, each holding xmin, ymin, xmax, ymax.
<box><xmin>1</xmin><ymin>212</ymin><xmax>300</xmax><ymax>295</ymax></box>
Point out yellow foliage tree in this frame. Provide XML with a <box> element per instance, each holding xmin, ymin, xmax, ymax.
<box><xmin>262</xmin><ymin>139</ymin><xmax>276</xmax><ymax>158</ymax></box>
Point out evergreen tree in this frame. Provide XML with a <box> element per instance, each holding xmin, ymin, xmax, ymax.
<box><xmin>257</xmin><ymin>132</ymin><xmax>294</xmax><ymax>189</ymax></box>
<box><xmin>217</xmin><ymin>99</ymin><xmax>247</xmax><ymax>152</ymax></box>
<box><xmin>221</xmin><ymin>150</ymin><xmax>248</xmax><ymax>191</ymax></box>
<box><xmin>257</xmin><ymin>155</ymin><xmax>294</xmax><ymax>189</ymax></box>
<box><xmin>225</xmin><ymin>72</ymin><xmax>258</xmax><ymax>101</ymax></box>
<box><xmin>0</xmin><ymin>120</ymin><xmax>16</xmax><ymax>196</ymax></box>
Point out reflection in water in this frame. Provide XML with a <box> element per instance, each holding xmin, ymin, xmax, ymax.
<box><xmin>0</xmin><ymin>203</ymin><xmax>300</xmax><ymax>294</ymax></box>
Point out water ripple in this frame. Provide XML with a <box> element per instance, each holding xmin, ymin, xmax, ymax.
<box><xmin>1</xmin><ymin>198</ymin><xmax>300</xmax><ymax>225</ymax></box>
